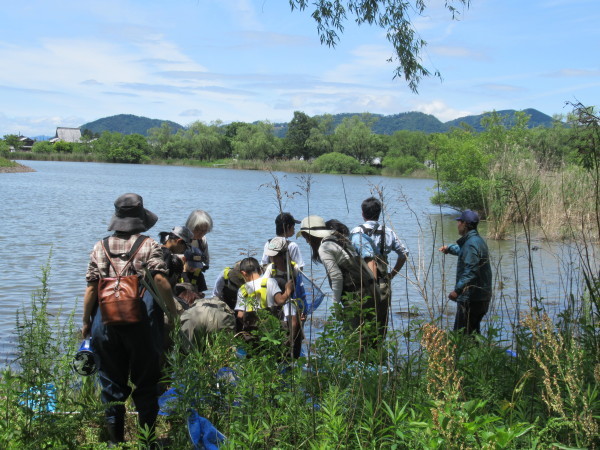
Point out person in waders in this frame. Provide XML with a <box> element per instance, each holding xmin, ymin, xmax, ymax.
<box><xmin>82</xmin><ymin>193</ymin><xmax>177</xmax><ymax>446</ymax></box>
<box><xmin>350</xmin><ymin>197</ymin><xmax>408</xmax><ymax>340</ymax></box>
<box><xmin>298</xmin><ymin>215</ymin><xmax>381</xmax><ymax>348</ymax></box>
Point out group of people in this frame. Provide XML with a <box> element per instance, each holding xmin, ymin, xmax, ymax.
<box><xmin>81</xmin><ymin>192</ymin><xmax>492</xmax><ymax>445</ymax></box>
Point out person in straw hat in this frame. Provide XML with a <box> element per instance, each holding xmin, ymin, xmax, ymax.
<box><xmin>297</xmin><ymin>215</ymin><xmax>381</xmax><ymax>345</ymax></box>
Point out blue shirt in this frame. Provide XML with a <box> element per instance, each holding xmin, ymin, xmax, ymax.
<box><xmin>350</xmin><ymin>220</ymin><xmax>408</xmax><ymax>261</ymax></box>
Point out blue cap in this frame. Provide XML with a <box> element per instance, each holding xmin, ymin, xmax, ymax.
<box><xmin>456</xmin><ymin>209</ymin><xmax>479</xmax><ymax>224</ymax></box>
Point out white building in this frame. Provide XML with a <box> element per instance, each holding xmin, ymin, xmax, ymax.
<box><xmin>50</xmin><ymin>127</ymin><xmax>81</xmax><ymax>143</ymax></box>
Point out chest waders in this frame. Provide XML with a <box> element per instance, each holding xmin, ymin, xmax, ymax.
<box><xmin>359</xmin><ymin>224</ymin><xmax>393</xmax><ymax>340</ymax></box>
<box><xmin>359</xmin><ymin>224</ymin><xmax>389</xmax><ymax>279</ymax></box>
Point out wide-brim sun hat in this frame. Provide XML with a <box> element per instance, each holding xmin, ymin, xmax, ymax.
<box><xmin>108</xmin><ymin>193</ymin><xmax>158</xmax><ymax>233</ymax></box>
<box><xmin>296</xmin><ymin>215</ymin><xmax>333</xmax><ymax>238</ymax></box>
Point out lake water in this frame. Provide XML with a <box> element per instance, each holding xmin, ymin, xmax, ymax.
<box><xmin>0</xmin><ymin>160</ymin><xmax>590</xmax><ymax>362</ymax></box>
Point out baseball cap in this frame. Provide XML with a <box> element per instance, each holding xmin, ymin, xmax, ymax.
<box><xmin>456</xmin><ymin>210</ymin><xmax>480</xmax><ymax>224</ymax></box>
<box><xmin>275</xmin><ymin>212</ymin><xmax>300</xmax><ymax>227</ymax></box>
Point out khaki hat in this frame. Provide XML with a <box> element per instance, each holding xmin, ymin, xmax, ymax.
<box><xmin>296</xmin><ymin>215</ymin><xmax>333</xmax><ymax>238</ymax></box>
<box><xmin>264</xmin><ymin>236</ymin><xmax>289</xmax><ymax>256</ymax></box>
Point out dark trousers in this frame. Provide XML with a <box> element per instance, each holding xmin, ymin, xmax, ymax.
<box><xmin>375</xmin><ymin>280</ymin><xmax>391</xmax><ymax>340</ymax></box>
<box><xmin>91</xmin><ymin>291</ymin><xmax>163</xmax><ymax>428</ymax></box>
<box><xmin>453</xmin><ymin>300</ymin><xmax>490</xmax><ymax>334</ymax></box>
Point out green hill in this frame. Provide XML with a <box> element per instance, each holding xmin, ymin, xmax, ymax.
<box><xmin>80</xmin><ymin>114</ymin><xmax>184</xmax><ymax>136</ymax></box>
<box><xmin>444</xmin><ymin>108</ymin><xmax>554</xmax><ymax>132</ymax></box>
<box><xmin>81</xmin><ymin>109</ymin><xmax>554</xmax><ymax>138</ymax></box>
<box><xmin>273</xmin><ymin>108</ymin><xmax>553</xmax><ymax>137</ymax></box>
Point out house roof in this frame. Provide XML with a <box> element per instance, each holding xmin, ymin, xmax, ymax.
<box><xmin>52</xmin><ymin>127</ymin><xmax>81</xmax><ymax>143</ymax></box>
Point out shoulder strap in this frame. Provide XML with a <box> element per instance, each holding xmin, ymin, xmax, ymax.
<box><xmin>101</xmin><ymin>235</ymin><xmax>149</xmax><ymax>277</ymax></box>
<box><xmin>102</xmin><ymin>235</ymin><xmax>148</xmax><ymax>259</ymax></box>
<box><xmin>378</xmin><ymin>225</ymin><xmax>385</xmax><ymax>255</ymax></box>
<box><xmin>324</xmin><ymin>233</ymin><xmax>357</xmax><ymax>261</ymax></box>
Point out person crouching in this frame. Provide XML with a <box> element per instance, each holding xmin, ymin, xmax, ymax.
<box><xmin>234</xmin><ymin>257</ymin><xmax>298</xmax><ymax>357</ymax></box>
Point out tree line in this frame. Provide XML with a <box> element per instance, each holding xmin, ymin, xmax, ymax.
<box><xmin>3</xmin><ymin>105</ymin><xmax>597</xmax><ymax>235</ymax></box>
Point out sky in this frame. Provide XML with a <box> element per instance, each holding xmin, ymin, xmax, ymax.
<box><xmin>1</xmin><ymin>0</ymin><xmax>599</xmax><ymax>137</ymax></box>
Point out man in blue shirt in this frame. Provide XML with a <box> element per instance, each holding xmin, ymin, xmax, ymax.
<box><xmin>350</xmin><ymin>197</ymin><xmax>408</xmax><ymax>339</ymax></box>
<box><xmin>439</xmin><ymin>210</ymin><xmax>492</xmax><ymax>334</ymax></box>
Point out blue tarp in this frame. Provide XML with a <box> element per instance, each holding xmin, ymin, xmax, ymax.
<box><xmin>187</xmin><ymin>410</ymin><xmax>226</xmax><ymax>450</ymax></box>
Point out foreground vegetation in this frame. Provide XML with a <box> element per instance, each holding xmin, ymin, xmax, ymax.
<box><xmin>2</xmin><ymin>208</ymin><xmax>599</xmax><ymax>449</ymax></box>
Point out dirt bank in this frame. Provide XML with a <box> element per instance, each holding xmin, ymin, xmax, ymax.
<box><xmin>0</xmin><ymin>162</ymin><xmax>35</xmax><ymax>173</ymax></box>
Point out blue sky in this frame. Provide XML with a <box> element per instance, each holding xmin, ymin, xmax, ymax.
<box><xmin>1</xmin><ymin>0</ymin><xmax>598</xmax><ymax>136</ymax></box>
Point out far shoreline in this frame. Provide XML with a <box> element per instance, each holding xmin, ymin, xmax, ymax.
<box><xmin>8</xmin><ymin>154</ymin><xmax>433</xmax><ymax>179</ymax></box>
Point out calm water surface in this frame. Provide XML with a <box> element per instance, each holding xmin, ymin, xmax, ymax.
<box><xmin>0</xmin><ymin>161</ymin><xmax>588</xmax><ymax>362</ymax></box>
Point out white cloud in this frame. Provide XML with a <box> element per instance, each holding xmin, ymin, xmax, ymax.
<box><xmin>430</xmin><ymin>45</ymin><xmax>485</xmax><ymax>60</ymax></box>
<box><xmin>322</xmin><ymin>45</ymin><xmax>395</xmax><ymax>84</ymax></box>
<box><xmin>180</xmin><ymin>109</ymin><xmax>202</xmax><ymax>117</ymax></box>
<box><xmin>412</xmin><ymin>100</ymin><xmax>472</xmax><ymax>122</ymax></box>
<box><xmin>547</xmin><ymin>68</ymin><xmax>600</xmax><ymax>77</ymax></box>
<box><xmin>0</xmin><ymin>113</ymin><xmax>83</xmax><ymax>137</ymax></box>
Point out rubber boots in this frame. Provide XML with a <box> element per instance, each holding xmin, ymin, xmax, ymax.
<box><xmin>106</xmin><ymin>416</ymin><xmax>125</xmax><ymax>446</ymax></box>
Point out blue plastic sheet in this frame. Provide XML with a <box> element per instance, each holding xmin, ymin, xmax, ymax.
<box><xmin>19</xmin><ymin>383</ymin><xmax>56</xmax><ymax>414</ymax></box>
<box><xmin>187</xmin><ymin>409</ymin><xmax>226</xmax><ymax>450</ymax></box>
<box><xmin>158</xmin><ymin>387</ymin><xmax>180</xmax><ymax>416</ymax></box>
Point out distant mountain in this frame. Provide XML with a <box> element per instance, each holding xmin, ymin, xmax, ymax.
<box><xmin>80</xmin><ymin>109</ymin><xmax>554</xmax><ymax>139</ymax></box>
<box><xmin>80</xmin><ymin>114</ymin><xmax>184</xmax><ymax>136</ymax></box>
<box><xmin>444</xmin><ymin>108</ymin><xmax>554</xmax><ymax>132</ymax></box>
<box><xmin>273</xmin><ymin>108</ymin><xmax>553</xmax><ymax>137</ymax></box>
<box><xmin>373</xmin><ymin>112</ymin><xmax>447</xmax><ymax>134</ymax></box>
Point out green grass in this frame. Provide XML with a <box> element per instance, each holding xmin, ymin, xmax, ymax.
<box><xmin>0</xmin><ymin>157</ymin><xmax>18</xmax><ymax>167</ymax></box>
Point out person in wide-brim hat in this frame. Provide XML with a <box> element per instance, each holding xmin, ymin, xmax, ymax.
<box><xmin>296</xmin><ymin>215</ymin><xmax>334</xmax><ymax>239</ymax></box>
<box><xmin>108</xmin><ymin>193</ymin><xmax>158</xmax><ymax>233</ymax></box>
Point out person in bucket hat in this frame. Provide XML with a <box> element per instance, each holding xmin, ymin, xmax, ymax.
<box><xmin>82</xmin><ymin>193</ymin><xmax>177</xmax><ymax>446</ymax></box>
<box><xmin>439</xmin><ymin>209</ymin><xmax>492</xmax><ymax>334</ymax></box>
<box><xmin>107</xmin><ymin>193</ymin><xmax>158</xmax><ymax>233</ymax></box>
